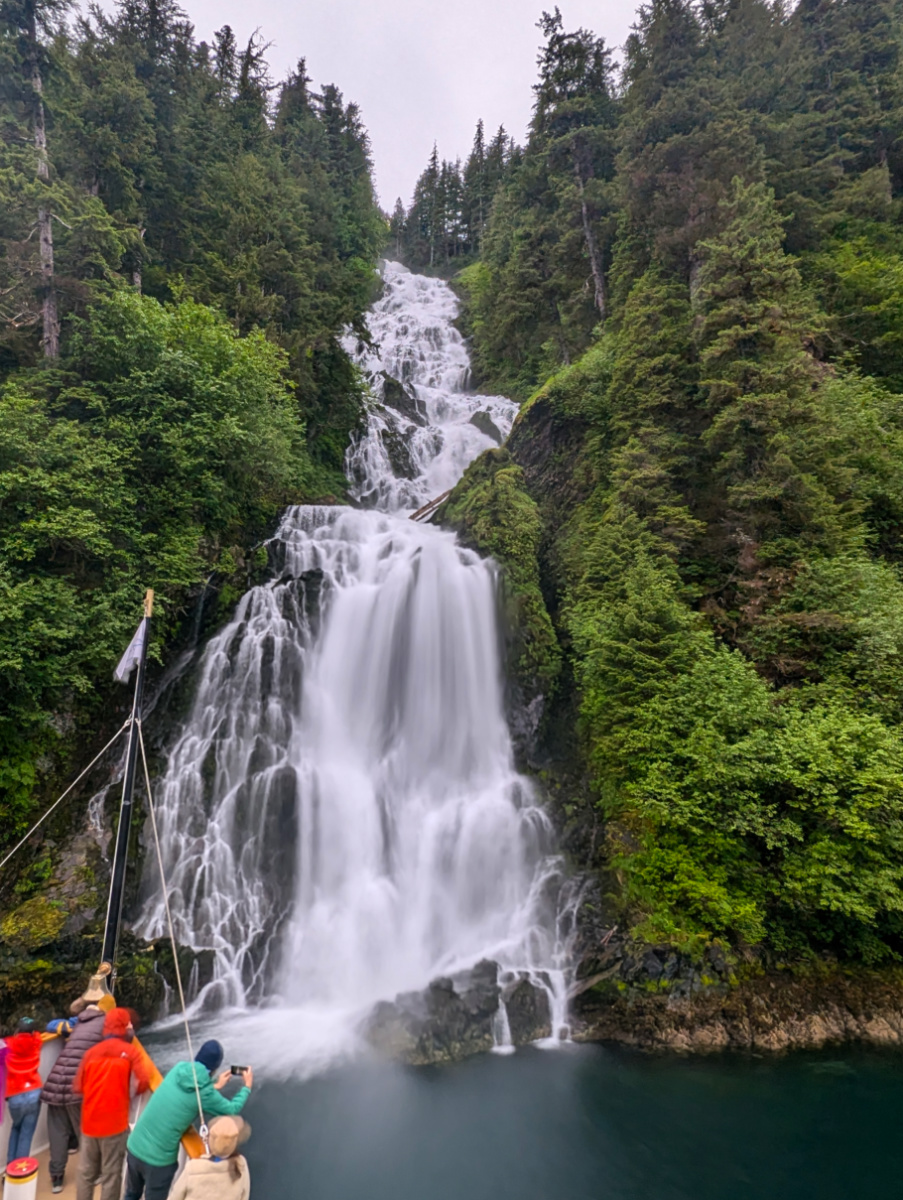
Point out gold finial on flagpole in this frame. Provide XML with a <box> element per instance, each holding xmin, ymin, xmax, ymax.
<box><xmin>144</xmin><ymin>589</ymin><xmax>154</xmax><ymax>619</ymax></box>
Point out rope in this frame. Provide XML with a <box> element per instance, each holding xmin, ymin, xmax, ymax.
<box><xmin>137</xmin><ymin>721</ymin><xmax>209</xmax><ymax>1151</ymax></box>
<box><xmin>0</xmin><ymin>720</ymin><xmax>131</xmax><ymax>874</ymax></box>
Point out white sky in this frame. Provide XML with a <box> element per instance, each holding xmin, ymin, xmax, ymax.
<box><xmin>101</xmin><ymin>0</ymin><xmax>639</xmax><ymax>208</ymax></box>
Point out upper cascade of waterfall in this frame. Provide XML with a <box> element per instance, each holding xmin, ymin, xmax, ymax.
<box><xmin>343</xmin><ymin>261</ymin><xmax>518</xmax><ymax>512</ymax></box>
<box><xmin>138</xmin><ymin>261</ymin><xmax>573</xmax><ymax>1075</ymax></box>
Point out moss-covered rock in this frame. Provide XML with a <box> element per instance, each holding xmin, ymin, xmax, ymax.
<box><xmin>0</xmin><ymin>928</ymin><xmax>214</xmax><ymax>1033</ymax></box>
<box><xmin>1</xmin><ymin>896</ymin><xmax>67</xmax><ymax>952</ymax></box>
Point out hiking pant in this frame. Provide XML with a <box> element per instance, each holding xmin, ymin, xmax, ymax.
<box><xmin>6</xmin><ymin>1088</ymin><xmax>41</xmax><ymax>1166</ymax></box>
<box><xmin>76</xmin><ymin>1129</ymin><xmax>129</xmax><ymax>1200</ymax></box>
<box><xmin>46</xmin><ymin>1100</ymin><xmax>82</xmax><ymax>1179</ymax></box>
<box><xmin>123</xmin><ymin>1151</ymin><xmax>179</xmax><ymax>1200</ymax></box>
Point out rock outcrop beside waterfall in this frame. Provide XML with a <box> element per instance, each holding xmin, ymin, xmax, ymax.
<box><xmin>363</xmin><ymin>961</ymin><xmax>552</xmax><ymax>1066</ymax></box>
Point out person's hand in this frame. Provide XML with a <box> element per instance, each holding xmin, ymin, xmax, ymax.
<box><xmin>214</xmin><ymin>1070</ymin><xmax>231</xmax><ymax>1091</ymax></box>
<box><xmin>241</xmin><ymin>1066</ymin><xmax>253</xmax><ymax>1089</ymax></box>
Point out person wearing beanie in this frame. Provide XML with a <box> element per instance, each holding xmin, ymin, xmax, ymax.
<box><xmin>124</xmin><ymin>1040</ymin><xmax>252</xmax><ymax>1200</ymax></box>
<box><xmin>42</xmin><ymin>996</ymin><xmax>106</xmax><ymax>1194</ymax></box>
<box><xmin>72</xmin><ymin>1008</ymin><xmax>152</xmax><ymax>1200</ymax></box>
<box><xmin>3</xmin><ymin>1016</ymin><xmax>44</xmax><ymax>1171</ymax></box>
<box><xmin>168</xmin><ymin>1116</ymin><xmax>252</xmax><ymax>1200</ymax></box>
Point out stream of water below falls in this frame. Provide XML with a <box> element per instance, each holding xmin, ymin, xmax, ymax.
<box><xmin>140</xmin><ymin>1032</ymin><xmax>903</xmax><ymax>1200</ymax></box>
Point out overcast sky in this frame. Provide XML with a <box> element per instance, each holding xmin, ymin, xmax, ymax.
<box><xmin>117</xmin><ymin>0</ymin><xmax>640</xmax><ymax>208</ymax></box>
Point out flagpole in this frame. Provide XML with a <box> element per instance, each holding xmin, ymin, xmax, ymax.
<box><xmin>101</xmin><ymin>589</ymin><xmax>154</xmax><ymax>980</ymax></box>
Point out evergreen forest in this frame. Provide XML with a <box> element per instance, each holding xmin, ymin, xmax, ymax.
<box><xmin>0</xmin><ymin>0</ymin><xmax>383</xmax><ymax>846</ymax></box>
<box><xmin>417</xmin><ymin>0</ymin><xmax>903</xmax><ymax>969</ymax></box>
<box><xmin>5</xmin><ymin>0</ymin><xmax>903</xmax><ymax>990</ymax></box>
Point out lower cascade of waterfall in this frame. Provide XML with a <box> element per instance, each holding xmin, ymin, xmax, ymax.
<box><xmin>138</xmin><ymin>262</ymin><xmax>576</xmax><ymax>1075</ymax></box>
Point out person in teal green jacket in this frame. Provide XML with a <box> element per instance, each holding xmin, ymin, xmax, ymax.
<box><xmin>123</xmin><ymin>1040</ymin><xmax>252</xmax><ymax>1200</ymax></box>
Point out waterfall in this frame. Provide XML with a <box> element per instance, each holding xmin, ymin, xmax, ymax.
<box><xmin>138</xmin><ymin>261</ymin><xmax>571</xmax><ymax>1068</ymax></box>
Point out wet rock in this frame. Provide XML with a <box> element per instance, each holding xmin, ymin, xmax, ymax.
<box><xmin>506</xmin><ymin>691</ymin><xmax>545</xmax><ymax>767</ymax></box>
<box><xmin>503</xmin><ymin>977</ymin><xmax>551</xmax><ymax>1044</ymax></box>
<box><xmin>364</xmin><ymin>959</ymin><xmax>501</xmax><ymax>1065</ymax></box>
<box><xmin>569</xmin><ymin>928</ymin><xmax>903</xmax><ymax>1054</ymax></box>
<box><xmin>0</xmin><ymin>930</ymin><xmax>213</xmax><ymax>1032</ymax></box>
<box><xmin>381</xmin><ymin>373</ymin><xmax>427</xmax><ymax>426</ymax></box>
<box><xmin>378</xmin><ymin>422</ymin><xmax>420</xmax><ymax>480</ymax></box>
<box><xmin>469</xmin><ymin>410</ymin><xmax>503</xmax><ymax>444</ymax></box>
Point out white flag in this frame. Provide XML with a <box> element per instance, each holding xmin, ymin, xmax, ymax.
<box><xmin>114</xmin><ymin>618</ymin><xmax>147</xmax><ymax>684</ymax></box>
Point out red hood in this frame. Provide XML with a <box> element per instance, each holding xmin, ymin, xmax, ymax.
<box><xmin>6</xmin><ymin>1032</ymin><xmax>41</xmax><ymax>1054</ymax></box>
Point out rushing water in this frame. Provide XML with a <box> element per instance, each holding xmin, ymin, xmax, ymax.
<box><xmin>138</xmin><ymin>261</ymin><xmax>572</xmax><ymax>1069</ymax></box>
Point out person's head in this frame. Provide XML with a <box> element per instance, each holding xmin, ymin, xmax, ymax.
<box><xmin>208</xmin><ymin>1115</ymin><xmax>250</xmax><ymax>1178</ymax></box>
<box><xmin>103</xmin><ymin>1007</ymin><xmax>134</xmax><ymax>1041</ymax></box>
<box><xmin>194</xmin><ymin>1040</ymin><xmax>223</xmax><ymax>1075</ymax></box>
<box><xmin>15</xmin><ymin>1016</ymin><xmax>38</xmax><ymax>1036</ymax></box>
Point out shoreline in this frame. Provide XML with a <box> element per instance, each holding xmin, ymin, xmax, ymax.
<box><xmin>570</xmin><ymin>966</ymin><xmax>903</xmax><ymax>1055</ymax></box>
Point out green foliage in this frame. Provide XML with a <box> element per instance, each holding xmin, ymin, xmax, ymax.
<box><xmin>442</xmin><ymin>0</ymin><xmax>903</xmax><ymax>966</ymax></box>
<box><xmin>0</xmin><ymin>895</ymin><xmax>67</xmax><ymax>951</ymax></box>
<box><xmin>567</xmin><ymin>527</ymin><xmax>903</xmax><ymax>958</ymax></box>
<box><xmin>0</xmin><ymin>6</ymin><xmax>382</xmax><ymax>863</ymax></box>
<box><xmin>0</xmin><ymin>291</ymin><xmax>307</xmax><ymax>845</ymax></box>
<box><xmin>694</xmin><ymin>177</ymin><xmax>857</xmax><ymax>563</ymax></box>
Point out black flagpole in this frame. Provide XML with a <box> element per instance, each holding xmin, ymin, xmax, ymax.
<box><xmin>101</xmin><ymin>588</ymin><xmax>153</xmax><ymax>980</ymax></box>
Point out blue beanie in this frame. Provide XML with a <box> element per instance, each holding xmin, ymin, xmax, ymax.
<box><xmin>195</xmin><ymin>1040</ymin><xmax>223</xmax><ymax>1074</ymax></box>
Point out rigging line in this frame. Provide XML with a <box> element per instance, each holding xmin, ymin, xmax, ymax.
<box><xmin>0</xmin><ymin>720</ymin><xmax>131</xmax><ymax>875</ymax></box>
<box><xmin>137</xmin><ymin>720</ymin><xmax>209</xmax><ymax>1147</ymax></box>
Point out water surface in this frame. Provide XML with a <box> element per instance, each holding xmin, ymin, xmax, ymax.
<box><xmin>222</xmin><ymin>1043</ymin><xmax>902</xmax><ymax>1200</ymax></box>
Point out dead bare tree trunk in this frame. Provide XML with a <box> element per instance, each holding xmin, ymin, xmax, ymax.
<box><xmin>574</xmin><ymin>159</ymin><xmax>606</xmax><ymax>322</ymax></box>
<box><xmin>132</xmin><ymin>227</ymin><xmax>146</xmax><ymax>292</ymax></box>
<box><xmin>28</xmin><ymin>20</ymin><xmax>59</xmax><ymax>358</ymax></box>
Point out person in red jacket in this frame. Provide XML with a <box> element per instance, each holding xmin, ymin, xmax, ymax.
<box><xmin>4</xmin><ymin>1017</ymin><xmax>44</xmax><ymax>1172</ymax></box>
<box><xmin>73</xmin><ymin>1008</ymin><xmax>151</xmax><ymax>1200</ymax></box>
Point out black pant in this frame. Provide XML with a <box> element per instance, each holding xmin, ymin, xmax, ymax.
<box><xmin>46</xmin><ymin>1101</ymin><xmax>82</xmax><ymax>1179</ymax></box>
<box><xmin>123</xmin><ymin>1152</ymin><xmax>179</xmax><ymax>1200</ymax></box>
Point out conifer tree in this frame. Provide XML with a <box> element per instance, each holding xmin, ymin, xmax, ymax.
<box><xmin>0</xmin><ymin>0</ymin><xmax>70</xmax><ymax>356</ymax></box>
<box><xmin>694</xmin><ymin>177</ymin><xmax>851</xmax><ymax>563</ymax></box>
<box><xmin>533</xmin><ymin>8</ymin><xmax>617</xmax><ymax>317</ymax></box>
<box><xmin>389</xmin><ymin>198</ymin><xmax>405</xmax><ymax>259</ymax></box>
<box><xmin>462</xmin><ymin>118</ymin><xmax>487</xmax><ymax>249</ymax></box>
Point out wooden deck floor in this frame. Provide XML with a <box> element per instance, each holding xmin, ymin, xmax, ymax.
<box><xmin>33</xmin><ymin>1145</ymin><xmax>87</xmax><ymax>1198</ymax></box>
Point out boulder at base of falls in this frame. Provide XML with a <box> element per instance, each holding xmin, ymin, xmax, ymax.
<box><xmin>364</xmin><ymin>961</ymin><xmax>556</xmax><ymax>1065</ymax></box>
<box><xmin>503</xmin><ymin>976</ymin><xmax>552</xmax><ymax>1044</ymax></box>
<box><xmin>364</xmin><ymin>959</ymin><xmax>500</xmax><ymax>1065</ymax></box>
<box><xmin>468</xmin><ymin>410</ymin><xmax>503</xmax><ymax>444</ymax></box>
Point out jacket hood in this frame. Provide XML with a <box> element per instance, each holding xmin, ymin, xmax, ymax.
<box><xmin>190</xmin><ymin>1157</ymin><xmax>248</xmax><ymax>1177</ymax></box>
<box><xmin>172</xmin><ymin>1060</ymin><xmax>211</xmax><ymax>1092</ymax></box>
<box><xmin>6</xmin><ymin>1031</ymin><xmax>41</xmax><ymax>1052</ymax></box>
<box><xmin>103</xmin><ymin>1007</ymin><xmax>133</xmax><ymax>1038</ymax></box>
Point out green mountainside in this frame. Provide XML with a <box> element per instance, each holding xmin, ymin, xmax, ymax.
<box><xmin>428</xmin><ymin>0</ymin><xmax>903</xmax><ymax>971</ymax></box>
<box><xmin>0</xmin><ymin>0</ymin><xmax>383</xmax><ymax>882</ymax></box>
<box><xmin>5</xmin><ymin>0</ymin><xmax>903</xmax><ymax>1022</ymax></box>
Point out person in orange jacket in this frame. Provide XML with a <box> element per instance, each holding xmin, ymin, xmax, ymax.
<box><xmin>3</xmin><ymin>1017</ymin><xmax>44</xmax><ymax>1172</ymax></box>
<box><xmin>72</xmin><ymin>1008</ymin><xmax>151</xmax><ymax>1200</ymax></box>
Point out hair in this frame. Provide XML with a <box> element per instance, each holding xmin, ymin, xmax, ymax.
<box><xmin>228</xmin><ymin>1156</ymin><xmax>241</xmax><ymax>1183</ymax></box>
<box><xmin>70</xmin><ymin>997</ymin><xmax>89</xmax><ymax>1016</ymax></box>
